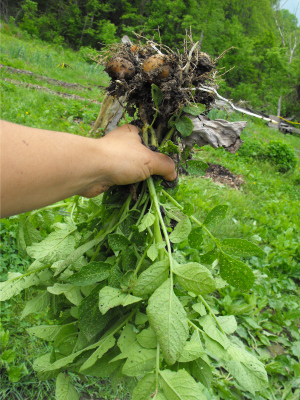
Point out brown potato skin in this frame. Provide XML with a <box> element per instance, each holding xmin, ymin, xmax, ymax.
<box><xmin>142</xmin><ymin>54</ymin><xmax>171</xmax><ymax>81</ymax></box>
<box><xmin>106</xmin><ymin>57</ymin><xmax>135</xmax><ymax>80</ymax></box>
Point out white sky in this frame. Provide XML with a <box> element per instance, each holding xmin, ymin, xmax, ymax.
<box><xmin>281</xmin><ymin>0</ymin><xmax>300</xmax><ymax>24</ymax></box>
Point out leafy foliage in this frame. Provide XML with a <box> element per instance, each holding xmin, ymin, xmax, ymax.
<box><xmin>0</xmin><ymin>177</ymin><xmax>269</xmax><ymax>399</ymax></box>
<box><xmin>265</xmin><ymin>140</ymin><xmax>297</xmax><ymax>172</ymax></box>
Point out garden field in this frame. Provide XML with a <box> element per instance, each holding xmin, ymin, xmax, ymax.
<box><xmin>1</xmin><ymin>24</ymin><xmax>300</xmax><ymax>400</ymax></box>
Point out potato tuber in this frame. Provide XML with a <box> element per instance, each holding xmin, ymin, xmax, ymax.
<box><xmin>142</xmin><ymin>54</ymin><xmax>171</xmax><ymax>81</ymax></box>
<box><xmin>105</xmin><ymin>57</ymin><xmax>135</xmax><ymax>80</ymax></box>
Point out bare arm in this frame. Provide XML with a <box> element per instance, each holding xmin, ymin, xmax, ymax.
<box><xmin>0</xmin><ymin>121</ymin><xmax>176</xmax><ymax>218</ymax></box>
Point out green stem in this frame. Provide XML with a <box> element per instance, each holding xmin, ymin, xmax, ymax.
<box><xmin>142</xmin><ymin>125</ymin><xmax>149</xmax><ymax>145</ymax></box>
<box><xmin>8</xmin><ymin>265</ymin><xmax>51</xmax><ymax>282</ymax></box>
<box><xmin>150</xmin><ymin>112</ymin><xmax>158</xmax><ymax>128</ymax></box>
<box><xmin>30</xmin><ymin>202</ymin><xmax>69</xmax><ymax>215</ymax></box>
<box><xmin>198</xmin><ymin>295</ymin><xmax>225</xmax><ymax>335</ymax></box>
<box><xmin>91</xmin><ymin>193</ymin><xmax>133</xmax><ymax>261</ymax></box>
<box><xmin>161</xmin><ymin>188</ymin><xmax>222</xmax><ymax>251</ymax></box>
<box><xmin>133</xmin><ymin>236</ymin><xmax>154</xmax><ymax>277</ymax></box>
<box><xmin>153</xmin><ymin>216</ymin><xmax>164</xmax><ymax>261</ymax></box>
<box><xmin>155</xmin><ymin>342</ymin><xmax>160</xmax><ymax>392</ymax></box>
<box><xmin>160</xmin><ymin>126</ymin><xmax>175</xmax><ymax>147</ymax></box>
<box><xmin>187</xmin><ymin>318</ymin><xmax>205</xmax><ymax>334</ymax></box>
<box><xmin>160</xmin><ymin>109</ymin><xmax>183</xmax><ymax>146</ymax></box>
<box><xmin>148</xmin><ymin>178</ymin><xmax>173</xmax><ymax>285</ymax></box>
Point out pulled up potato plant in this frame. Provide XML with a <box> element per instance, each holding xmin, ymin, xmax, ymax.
<box><xmin>0</xmin><ymin>37</ymin><xmax>268</xmax><ymax>399</ymax></box>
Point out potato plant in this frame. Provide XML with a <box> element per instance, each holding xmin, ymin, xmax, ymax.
<box><xmin>0</xmin><ymin>38</ymin><xmax>269</xmax><ymax>399</ymax></box>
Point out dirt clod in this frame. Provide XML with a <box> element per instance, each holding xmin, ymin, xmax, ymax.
<box><xmin>203</xmin><ymin>163</ymin><xmax>244</xmax><ymax>189</ymax></box>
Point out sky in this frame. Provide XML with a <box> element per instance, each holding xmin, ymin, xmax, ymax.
<box><xmin>281</xmin><ymin>0</ymin><xmax>300</xmax><ymax>24</ymax></box>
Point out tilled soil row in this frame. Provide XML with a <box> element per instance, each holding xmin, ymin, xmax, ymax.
<box><xmin>0</xmin><ymin>63</ymin><xmax>97</xmax><ymax>90</ymax></box>
<box><xmin>2</xmin><ymin>77</ymin><xmax>102</xmax><ymax>104</ymax></box>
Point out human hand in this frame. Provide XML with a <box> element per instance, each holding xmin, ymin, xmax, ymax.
<box><xmin>78</xmin><ymin>124</ymin><xmax>177</xmax><ymax>198</ymax></box>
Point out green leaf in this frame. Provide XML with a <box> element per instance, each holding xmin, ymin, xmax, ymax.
<box><xmin>216</xmin><ymin>316</ymin><xmax>237</xmax><ymax>335</ymax></box>
<box><xmin>203</xmin><ymin>205</ymin><xmax>228</xmax><ymax>228</ymax></box>
<box><xmin>219</xmin><ymin>254</ymin><xmax>255</xmax><ymax>291</ymax></box>
<box><xmin>200</xmin><ymin>248</ymin><xmax>218</xmax><ymax>264</ymax></box>
<box><xmin>147</xmin><ymin>244</ymin><xmax>158</xmax><ymax>261</ymax></box>
<box><xmin>192</xmin><ymin>302</ymin><xmax>206</xmax><ymax>316</ymax></box>
<box><xmin>291</xmin><ymin>342</ymin><xmax>300</xmax><ymax>358</ymax></box>
<box><xmin>169</xmin><ymin>217</ymin><xmax>191</xmax><ymax>244</ymax></box>
<box><xmin>55</xmin><ymin>372</ymin><xmax>79</xmax><ymax>400</ymax></box>
<box><xmin>190</xmin><ymin>358</ymin><xmax>213</xmax><ymax>388</ymax></box>
<box><xmin>67</xmin><ymin>262</ymin><xmax>110</xmax><ymax>286</ymax></box>
<box><xmin>122</xmin><ymin>346</ymin><xmax>156</xmax><ymax>377</ymax></box>
<box><xmin>153</xmin><ymin>392</ymin><xmax>168</xmax><ymax>400</ymax></box>
<box><xmin>188</xmin><ymin>228</ymin><xmax>203</xmax><ymax>249</ymax></box>
<box><xmin>175</xmin><ymin>116</ymin><xmax>194</xmax><ymax>137</ymax></box>
<box><xmin>21</xmin><ymin>291</ymin><xmax>50</xmax><ymax>320</ymax></box>
<box><xmin>99</xmin><ymin>286</ymin><xmax>142</xmax><ymax>314</ymax></box>
<box><xmin>42</xmin><ymin>328</ymin><xmax>119</xmax><ymax>373</ymax></box>
<box><xmin>173</xmin><ymin>262</ymin><xmax>216</xmax><ymax>295</ymax></box>
<box><xmin>202</xmin><ymin>333</ymin><xmax>227</xmax><ymax>359</ymax></box>
<box><xmin>159</xmin><ymin>140</ymin><xmax>179</xmax><ymax>155</ymax></box>
<box><xmin>120</xmin><ymin>271</ymin><xmax>136</xmax><ymax>291</ymax></box>
<box><xmin>79</xmin><ymin>285</ymin><xmax>111</xmax><ymax>342</ymax></box>
<box><xmin>135</xmin><ymin>311</ymin><xmax>148</xmax><ymax>325</ymax></box>
<box><xmin>47</xmin><ymin>283</ymin><xmax>83</xmax><ymax>306</ymax></box>
<box><xmin>0</xmin><ymin>273</ymin><xmax>40</xmax><ymax>301</ymax></box>
<box><xmin>133</xmin><ymin>260</ymin><xmax>169</xmax><ymax>297</ymax></box>
<box><xmin>80</xmin><ymin>335</ymin><xmax>115</xmax><ymax>371</ymax></box>
<box><xmin>147</xmin><ymin>279</ymin><xmax>188</xmax><ymax>365</ymax></box>
<box><xmin>199</xmin><ymin>315</ymin><xmax>229</xmax><ymax>349</ymax></box>
<box><xmin>53</xmin><ymin>324</ymin><xmax>78</xmax><ymax>350</ymax></box>
<box><xmin>0</xmin><ymin>329</ymin><xmax>9</xmax><ymax>348</ymax></box>
<box><xmin>178</xmin><ymin>331</ymin><xmax>204</xmax><ymax>362</ymax></box>
<box><xmin>182</xmin><ymin>202</ymin><xmax>194</xmax><ymax>216</ymax></box>
<box><xmin>27</xmin><ymin>227</ymin><xmax>77</xmax><ymax>264</ymax></box>
<box><xmin>80</xmin><ymin>348</ymin><xmax>122</xmax><ymax>378</ymax></box>
<box><xmin>27</xmin><ymin>324</ymin><xmax>67</xmax><ymax>341</ymax></box>
<box><xmin>1</xmin><ymin>349</ymin><xmax>15</xmax><ymax>362</ymax></box>
<box><xmin>137</xmin><ymin>327</ymin><xmax>157</xmax><ymax>349</ymax></box>
<box><xmin>151</xmin><ymin>84</ymin><xmax>163</xmax><ymax>108</ymax></box>
<box><xmin>226</xmin><ymin>347</ymin><xmax>268</xmax><ymax>394</ymax></box>
<box><xmin>139</xmin><ymin>212</ymin><xmax>156</xmax><ymax>232</ymax></box>
<box><xmin>108</xmin><ymin>234</ymin><xmax>130</xmax><ymax>252</ymax></box>
<box><xmin>18</xmin><ymin>217</ymin><xmax>42</xmax><ymax>257</ymax></box>
<box><xmin>160</xmin><ymin>369</ymin><xmax>206</xmax><ymax>400</ymax></box>
<box><xmin>8</xmin><ymin>365</ymin><xmax>25</xmax><ymax>382</ymax></box>
<box><xmin>117</xmin><ymin>323</ymin><xmax>136</xmax><ymax>353</ymax></box>
<box><xmin>132</xmin><ymin>373</ymin><xmax>156</xmax><ymax>400</ymax></box>
<box><xmin>186</xmin><ymin>160</ymin><xmax>208</xmax><ymax>176</ymax></box>
<box><xmin>122</xmin><ymin>247</ymin><xmax>137</xmax><ymax>271</ymax></box>
<box><xmin>221</xmin><ymin>239</ymin><xmax>265</xmax><ymax>258</ymax></box>
<box><xmin>183</xmin><ymin>103</ymin><xmax>205</xmax><ymax>115</ymax></box>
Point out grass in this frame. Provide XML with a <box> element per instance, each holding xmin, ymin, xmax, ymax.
<box><xmin>1</xmin><ymin>22</ymin><xmax>300</xmax><ymax>400</ymax></box>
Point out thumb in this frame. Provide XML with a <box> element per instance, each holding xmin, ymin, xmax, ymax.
<box><xmin>150</xmin><ymin>152</ymin><xmax>177</xmax><ymax>181</ymax></box>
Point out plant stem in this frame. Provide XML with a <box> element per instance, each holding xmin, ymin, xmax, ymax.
<box><xmin>160</xmin><ymin>126</ymin><xmax>175</xmax><ymax>147</ymax></box>
<box><xmin>187</xmin><ymin>318</ymin><xmax>205</xmax><ymax>334</ymax></box>
<box><xmin>147</xmin><ymin>178</ymin><xmax>173</xmax><ymax>285</ymax></box>
<box><xmin>198</xmin><ymin>295</ymin><xmax>225</xmax><ymax>334</ymax></box>
<box><xmin>133</xmin><ymin>237</ymin><xmax>154</xmax><ymax>277</ymax></box>
<box><xmin>155</xmin><ymin>342</ymin><xmax>160</xmax><ymax>392</ymax></box>
<box><xmin>160</xmin><ymin>109</ymin><xmax>183</xmax><ymax>146</ymax></box>
<box><xmin>161</xmin><ymin>188</ymin><xmax>222</xmax><ymax>250</ymax></box>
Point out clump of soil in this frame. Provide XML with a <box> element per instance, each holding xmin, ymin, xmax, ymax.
<box><xmin>203</xmin><ymin>163</ymin><xmax>244</xmax><ymax>189</ymax></box>
<box><xmin>97</xmin><ymin>36</ymin><xmax>216</xmax><ymax>135</ymax></box>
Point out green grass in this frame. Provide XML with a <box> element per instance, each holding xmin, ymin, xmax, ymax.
<box><xmin>1</xmin><ymin>24</ymin><xmax>300</xmax><ymax>400</ymax></box>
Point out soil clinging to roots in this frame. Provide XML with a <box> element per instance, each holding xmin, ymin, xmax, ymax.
<box><xmin>99</xmin><ymin>37</ymin><xmax>217</xmax><ymax>134</ymax></box>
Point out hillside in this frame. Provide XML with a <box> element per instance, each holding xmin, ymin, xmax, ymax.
<box><xmin>1</xmin><ymin>24</ymin><xmax>300</xmax><ymax>400</ymax></box>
